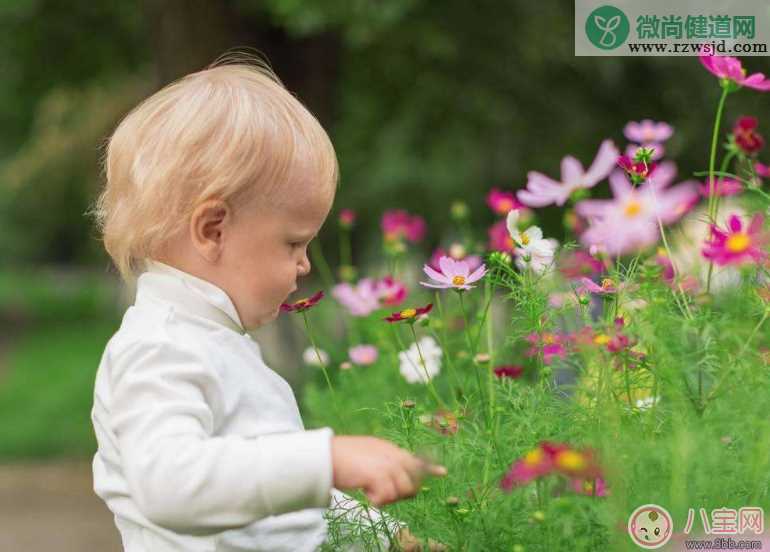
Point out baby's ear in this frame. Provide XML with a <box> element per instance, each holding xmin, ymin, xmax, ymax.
<box><xmin>190</xmin><ymin>199</ymin><xmax>230</xmax><ymax>262</ymax></box>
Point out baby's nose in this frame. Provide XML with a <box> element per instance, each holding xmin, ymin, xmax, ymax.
<box><xmin>298</xmin><ymin>256</ymin><xmax>311</xmax><ymax>276</ymax></box>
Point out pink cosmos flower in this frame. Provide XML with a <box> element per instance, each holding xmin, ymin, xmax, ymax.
<box><xmin>381</xmin><ymin>210</ymin><xmax>426</xmax><ymax>243</ymax></box>
<box><xmin>349</xmin><ymin>344</ymin><xmax>378</xmax><ymax>366</ymax></box>
<box><xmin>517</xmin><ymin>140</ymin><xmax>619</xmax><ymax>207</ymax></box>
<box><xmin>625</xmin><ymin>143</ymin><xmax>664</xmax><ymax>162</ymax></box>
<box><xmin>576</xmin><ymin>165</ymin><xmax>699</xmax><ymax>256</ymax></box>
<box><xmin>571</xmin><ymin>477</ymin><xmax>609</xmax><ymax>497</ymax></box>
<box><xmin>699</xmin><ymin>54</ymin><xmax>770</xmax><ymax>91</ymax></box>
<box><xmin>375</xmin><ymin>276</ymin><xmax>407</xmax><ymax>306</ymax></box>
<box><xmin>525</xmin><ymin>332</ymin><xmax>568</xmax><ymax>365</ymax></box>
<box><xmin>655</xmin><ymin>249</ymin><xmax>699</xmax><ymax>293</ymax></box>
<box><xmin>702</xmin><ymin>213</ymin><xmax>766</xmax><ymax>266</ymax></box>
<box><xmin>576</xmin><ymin>277</ymin><xmax>617</xmax><ymax>295</ymax></box>
<box><xmin>488</xmin><ymin>219</ymin><xmax>516</xmax><ymax>253</ymax></box>
<box><xmin>487</xmin><ymin>188</ymin><xmax>524</xmax><ymax>215</ymax></box>
<box><xmin>421</xmin><ymin>256</ymin><xmax>487</xmax><ymax>290</ymax></box>
<box><xmin>623</xmin><ymin>119</ymin><xmax>674</xmax><ymax>143</ymax></box>
<box><xmin>428</xmin><ymin>246</ymin><xmax>483</xmax><ymax>274</ymax></box>
<box><xmin>332</xmin><ymin>277</ymin><xmax>407</xmax><ymax>316</ymax></box>
<box><xmin>339</xmin><ymin>209</ymin><xmax>356</xmax><ymax>228</ymax></box>
<box><xmin>558</xmin><ymin>250</ymin><xmax>605</xmax><ymax>280</ymax></box>
<box><xmin>699</xmin><ymin>177</ymin><xmax>743</xmax><ymax>198</ymax></box>
<box><xmin>733</xmin><ymin>116</ymin><xmax>764</xmax><ymax>155</ymax></box>
<box><xmin>500</xmin><ymin>442</ymin><xmax>601</xmax><ymax>491</ymax></box>
<box><xmin>500</xmin><ymin>445</ymin><xmax>557</xmax><ymax>490</ymax></box>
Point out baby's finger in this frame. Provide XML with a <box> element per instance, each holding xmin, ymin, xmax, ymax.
<box><xmin>424</xmin><ymin>463</ymin><xmax>448</xmax><ymax>477</ymax></box>
<box><xmin>392</xmin><ymin>467</ymin><xmax>418</xmax><ymax>500</ymax></box>
<box><xmin>368</xmin><ymin>478</ymin><xmax>398</xmax><ymax>507</ymax></box>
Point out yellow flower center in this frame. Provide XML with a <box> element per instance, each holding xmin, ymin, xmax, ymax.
<box><xmin>400</xmin><ymin>308</ymin><xmax>417</xmax><ymax>318</ymax></box>
<box><xmin>499</xmin><ymin>199</ymin><xmax>513</xmax><ymax>212</ymax></box>
<box><xmin>601</xmin><ymin>278</ymin><xmax>614</xmax><ymax>289</ymax></box>
<box><xmin>623</xmin><ymin>200</ymin><xmax>642</xmax><ymax>217</ymax></box>
<box><xmin>296</xmin><ymin>298</ymin><xmax>309</xmax><ymax>306</ymax></box>
<box><xmin>555</xmin><ymin>450</ymin><xmax>587</xmax><ymax>472</ymax></box>
<box><xmin>524</xmin><ymin>448</ymin><xmax>544</xmax><ymax>466</ymax></box>
<box><xmin>583</xmin><ymin>481</ymin><xmax>594</xmax><ymax>493</ymax></box>
<box><xmin>452</xmin><ymin>275</ymin><xmax>466</xmax><ymax>286</ymax></box>
<box><xmin>521</xmin><ymin>233</ymin><xmax>531</xmax><ymax>245</ymax></box>
<box><xmin>594</xmin><ymin>334</ymin><xmax>611</xmax><ymax>345</ymax></box>
<box><xmin>726</xmin><ymin>232</ymin><xmax>750</xmax><ymax>253</ymax></box>
<box><xmin>542</xmin><ymin>333</ymin><xmax>556</xmax><ymax>345</ymax></box>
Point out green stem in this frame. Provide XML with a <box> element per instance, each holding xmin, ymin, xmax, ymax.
<box><xmin>310</xmin><ymin>240</ymin><xmax>335</xmax><ymax>290</ymax></box>
<box><xmin>739</xmin><ymin>309</ymin><xmax>770</xmax><ymax>357</ymax></box>
<box><xmin>458</xmin><ymin>291</ymin><xmax>489</xmax><ymax>429</ymax></box>
<box><xmin>302</xmin><ymin>312</ymin><xmax>335</xmax><ymax>399</ymax></box>
<box><xmin>434</xmin><ymin>291</ymin><xmax>462</xmax><ymax>406</ymax></box>
<box><xmin>705</xmin><ymin>86</ymin><xmax>730</xmax><ymax>294</ymax></box>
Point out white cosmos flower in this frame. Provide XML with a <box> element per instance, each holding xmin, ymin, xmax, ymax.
<box><xmin>303</xmin><ymin>346</ymin><xmax>329</xmax><ymax>367</ymax></box>
<box><xmin>398</xmin><ymin>336</ymin><xmax>442</xmax><ymax>384</ymax></box>
<box><xmin>507</xmin><ymin>210</ymin><xmax>559</xmax><ymax>274</ymax></box>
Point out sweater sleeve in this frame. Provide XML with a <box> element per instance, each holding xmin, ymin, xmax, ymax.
<box><xmin>109</xmin><ymin>339</ymin><xmax>334</xmax><ymax>535</ymax></box>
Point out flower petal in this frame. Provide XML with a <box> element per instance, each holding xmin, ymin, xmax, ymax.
<box><xmin>583</xmin><ymin>139</ymin><xmax>620</xmax><ymax>187</ymax></box>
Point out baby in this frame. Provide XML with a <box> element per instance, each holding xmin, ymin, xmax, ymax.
<box><xmin>89</xmin><ymin>55</ymin><xmax>446</xmax><ymax>551</ymax></box>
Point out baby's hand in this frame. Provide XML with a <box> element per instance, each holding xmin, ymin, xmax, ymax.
<box><xmin>331</xmin><ymin>436</ymin><xmax>447</xmax><ymax>507</ymax></box>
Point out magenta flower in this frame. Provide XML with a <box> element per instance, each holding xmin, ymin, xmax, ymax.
<box><xmin>421</xmin><ymin>256</ymin><xmax>487</xmax><ymax>291</ymax></box>
<box><xmin>487</xmin><ymin>188</ymin><xmax>524</xmax><ymax>215</ymax></box>
<box><xmin>338</xmin><ymin>209</ymin><xmax>356</xmax><ymax>228</ymax></box>
<box><xmin>428</xmin><ymin>246</ymin><xmax>483</xmax><ymax>274</ymax></box>
<box><xmin>623</xmin><ymin>119</ymin><xmax>673</xmax><ymax>143</ymax></box>
<box><xmin>494</xmin><ymin>365</ymin><xmax>524</xmax><ymax>379</ymax></box>
<box><xmin>702</xmin><ymin>213</ymin><xmax>766</xmax><ymax>266</ymax></box>
<box><xmin>381</xmin><ymin>210</ymin><xmax>426</xmax><ymax>243</ymax></box>
<box><xmin>517</xmin><ymin>140</ymin><xmax>619</xmax><ymax>207</ymax></box>
<box><xmin>281</xmin><ymin>291</ymin><xmax>324</xmax><ymax>313</ymax></box>
<box><xmin>525</xmin><ymin>332</ymin><xmax>568</xmax><ymax>365</ymax></box>
<box><xmin>571</xmin><ymin>477</ymin><xmax>609</xmax><ymax>497</ymax></box>
<box><xmin>349</xmin><ymin>344</ymin><xmax>379</xmax><ymax>366</ymax></box>
<box><xmin>617</xmin><ymin>155</ymin><xmax>656</xmax><ymax>184</ymax></box>
<box><xmin>576</xmin><ymin>165</ymin><xmax>699</xmax><ymax>256</ymax></box>
<box><xmin>755</xmin><ymin>162</ymin><xmax>770</xmax><ymax>178</ymax></box>
<box><xmin>625</xmin><ymin>143</ymin><xmax>664</xmax><ymax>162</ymax></box>
<box><xmin>699</xmin><ymin>177</ymin><xmax>743</xmax><ymax>198</ymax></box>
<box><xmin>488</xmin><ymin>219</ymin><xmax>516</xmax><ymax>253</ymax></box>
<box><xmin>733</xmin><ymin>116</ymin><xmax>765</xmax><ymax>155</ymax></box>
<box><xmin>700</xmin><ymin>54</ymin><xmax>770</xmax><ymax>91</ymax></box>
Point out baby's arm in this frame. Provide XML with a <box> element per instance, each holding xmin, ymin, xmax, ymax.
<box><xmin>109</xmin><ymin>340</ymin><xmax>333</xmax><ymax>534</ymax></box>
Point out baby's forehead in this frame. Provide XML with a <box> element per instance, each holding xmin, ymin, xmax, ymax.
<box><xmin>266</xmin><ymin>185</ymin><xmax>333</xmax><ymax>230</ymax></box>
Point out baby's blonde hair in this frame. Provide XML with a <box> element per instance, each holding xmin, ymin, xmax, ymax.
<box><xmin>92</xmin><ymin>53</ymin><xmax>338</xmax><ymax>283</ymax></box>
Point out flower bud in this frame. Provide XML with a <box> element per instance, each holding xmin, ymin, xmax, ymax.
<box><xmin>450</xmin><ymin>201</ymin><xmax>469</xmax><ymax>221</ymax></box>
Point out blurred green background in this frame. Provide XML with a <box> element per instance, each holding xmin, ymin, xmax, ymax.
<box><xmin>1</xmin><ymin>0</ymin><xmax>769</xmax><ymax>459</ymax></box>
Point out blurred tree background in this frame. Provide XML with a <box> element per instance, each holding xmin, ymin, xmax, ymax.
<box><xmin>2</xmin><ymin>0</ymin><xmax>769</xmax><ymax>269</ymax></box>
<box><xmin>0</xmin><ymin>0</ymin><xmax>768</xmax><ymax>458</ymax></box>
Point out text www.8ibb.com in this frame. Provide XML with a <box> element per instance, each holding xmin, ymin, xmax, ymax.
<box><xmin>684</xmin><ymin>537</ymin><xmax>763</xmax><ymax>550</ymax></box>
<box><xmin>627</xmin><ymin>40</ymin><xmax>768</xmax><ymax>54</ymax></box>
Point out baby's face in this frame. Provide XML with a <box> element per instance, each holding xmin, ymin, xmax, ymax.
<box><xmin>221</xmin><ymin>184</ymin><xmax>333</xmax><ymax>330</ymax></box>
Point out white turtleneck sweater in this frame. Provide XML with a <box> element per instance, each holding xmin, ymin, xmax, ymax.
<box><xmin>91</xmin><ymin>260</ymin><xmax>396</xmax><ymax>551</ymax></box>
